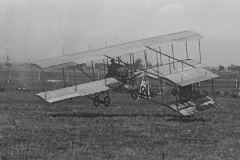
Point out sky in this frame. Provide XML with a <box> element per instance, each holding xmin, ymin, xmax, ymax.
<box><xmin>0</xmin><ymin>0</ymin><xmax>240</xmax><ymax>66</ymax></box>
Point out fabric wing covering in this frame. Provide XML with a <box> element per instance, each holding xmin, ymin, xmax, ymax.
<box><xmin>147</xmin><ymin>59</ymin><xmax>219</xmax><ymax>86</ymax></box>
<box><xmin>32</xmin><ymin>30</ymin><xmax>203</xmax><ymax>70</ymax></box>
<box><xmin>36</xmin><ymin>78</ymin><xmax>118</xmax><ymax>103</ymax></box>
<box><xmin>33</xmin><ymin>30</ymin><xmax>217</xmax><ymax>104</ymax></box>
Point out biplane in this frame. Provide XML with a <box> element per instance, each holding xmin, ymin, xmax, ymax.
<box><xmin>31</xmin><ymin>30</ymin><xmax>220</xmax><ymax>116</ymax></box>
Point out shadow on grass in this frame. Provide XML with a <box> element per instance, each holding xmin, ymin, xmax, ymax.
<box><xmin>48</xmin><ymin>112</ymin><xmax>177</xmax><ymax>118</ymax></box>
<box><xmin>170</xmin><ymin>137</ymin><xmax>218</xmax><ymax>144</ymax></box>
<box><xmin>48</xmin><ymin>112</ymin><xmax>208</xmax><ymax>122</ymax></box>
<box><xmin>166</xmin><ymin>116</ymin><xmax>208</xmax><ymax>122</ymax></box>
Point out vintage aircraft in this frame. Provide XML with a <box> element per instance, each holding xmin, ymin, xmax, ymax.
<box><xmin>31</xmin><ymin>30</ymin><xmax>220</xmax><ymax>116</ymax></box>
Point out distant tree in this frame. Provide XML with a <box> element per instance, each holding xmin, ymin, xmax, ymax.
<box><xmin>211</xmin><ymin>68</ymin><xmax>216</xmax><ymax>72</ymax></box>
<box><xmin>228</xmin><ymin>64</ymin><xmax>240</xmax><ymax>71</ymax></box>
<box><xmin>95</xmin><ymin>63</ymin><xmax>105</xmax><ymax>70</ymax></box>
<box><xmin>218</xmin><ymin>65</ymin><xmax>224</xmax><ymax>71</ymax></box>
<box><xmin>228</xmin><ymin>64</ymin><xmax>235</xmax><ymax>70</ymax></box>
<box><xmin>5</xmin><ymin>62</ymin><xmax>11</xmax><ymax>67</ymax></box>
<box><xmin>79</xmin><ymin>63</ymin><xmax>87</xmax><ymax>69</ymax></box>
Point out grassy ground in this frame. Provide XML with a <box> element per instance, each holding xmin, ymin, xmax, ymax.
<box><xmin>0</xmin><ymin>92</ymin><xmax>240</xmax><ymax>160</ymax></box>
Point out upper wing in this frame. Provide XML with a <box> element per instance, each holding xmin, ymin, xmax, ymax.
<box><xmin>32</xmin><ymin>30</ymin><xmax>203</xmax><ymax>70</ymax></box>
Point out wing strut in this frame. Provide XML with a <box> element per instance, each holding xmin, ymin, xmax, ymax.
<box><xmin>212</xmin><ymin>79</ymin><xmax>215</xmax><ymax>100</ymax></box>
<box><xmin>92</xmin><ymin>61</ymin><xmax>95</xmax><ymax>80</ymax></box>
<box><xmin>185</xmin><ymin>41</ymin><xmax>189</xmax><ymax>59</ymax></box>
<box><xmin>155</xmin><ymin>50</ymin><xmax>164</xmax><ymax>103</ymax></box>
<box><xmin>62</xmin><ymin>68</ymin><xmax>66</xmax><ymax>87</ymax></box>
<box><xmin>41</xmin><ymin>68</ymin><xmax>47</xmax><ymax>99</ymax></box>
<box><xmin>76</xmin><ymin>65</ymin><xmax>94</xmax><ymax>81</ymax></box>
<box><xmin>31</xmin><ymin>64</ymin><xmax>35</xmax><ymax>94</ymax></box>
<box><xmin>159</xmin><ymin>47</ymin><xmax>163</xmax><ymax>65</ymax></box>
<box><xmin>104</xmin><ymin>54</ymin><xmax>177</xmax><ymax>85</ymax></box>
<box><xmin>103</xmin><ymin>59</ymin><xmax>106</xmax><ymax>75</ymax></box>
<box><xmin>145</xmin><ymin>46</ymin><xmax>196</xmax><ymax>69</ymax></box>
<box><xmin>174</xmin><ymin>84</ymin><xmax>179</xmax><ymax>110</ymax></box>
<box><xmin>73</xmin><ymin>66</ymin><xmax>77</xmax><ymax>92</ymax></box>
<box><xmin>132</xmin><ymin>53</ymin><xmax>135</xmax><ymax>67</ymax></box>
<box><xmin>198</xmin><ymin>39</ymin><xmax>202</xmax><ymax>62</ymax></box>
<box><xmin>168</xmin><ymin>58</ymin><xmax>172</xmax><ymax>74</ymax></box>
<box><xmin>171</xmin><ymin>44</ymin><xmax>175</xmax><ymax>63</ymax></box>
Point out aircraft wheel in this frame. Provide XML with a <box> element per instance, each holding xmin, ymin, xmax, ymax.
<box><xmin>128</xmin><ymin>79</ymin><xmax>134</xmax><ymax>85</ymax></box>
<box><xmin>104</xmin><ymin>96</ymin><xmax>110</xmax><ymax>107</ymax></box>
<box><xmin>128</xmin><ymin>72</ymin><xmax>133</xmax><ymax>79</ymax></box>
<box><xmin>131</xmin><ymin>91</ymin><xmax>138</xmax><ymax>100</ymax></box>
<box><xmin>127</xmin><ymin>79</ymin><xmax>131</xmax><ymax>85</ymax></box>
<box><xmin>93</xmin><ymin>96</ymin><xmax>100</xmax><ymax>107</ymax></box>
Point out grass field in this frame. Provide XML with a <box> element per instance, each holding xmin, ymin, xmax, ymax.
<box><xmin>1</xmin><ymin>91</ymin><xmax>240</xmax><ymax>160</ymax></box>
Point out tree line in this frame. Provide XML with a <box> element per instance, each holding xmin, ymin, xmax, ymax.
<box><xmin>219</xmin><ymin>64</ymin><xmax>240</xmax><ymax>71</ymax></box>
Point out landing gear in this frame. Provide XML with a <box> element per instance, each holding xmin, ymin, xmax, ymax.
<box><xmin>131</xmin><ymin>91</ymin><xmax>138</xmax><ymax>100</ymax></box>
<box><xmin>92</xmin><ymin>91</ymin><xmax>111</xmax><ymax>107</ymax></box>
<box><xmin>127</xmin><ymin>78</ymin><xmax>134</xmax><ymax>85</ymax></box>
<box><xmin>93</xmin><ymin>96</ymin><xmax>100</xmax><ymax>107</ymax></box>
<box><xmin>141</xmin><ymin>86</ymin><xmax>146</xmax><ymax>93</ymax></box>
<box><xmin>104</xmin><ymin>96</ymin><xmax>110</xmax><ymax>107</ymax></box>
<box><xmin>127</xmin><ymin>71</ymin><xmax>135</xmax><ymax>86</ymax></box>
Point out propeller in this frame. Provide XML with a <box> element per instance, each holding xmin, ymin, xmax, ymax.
<box><xmin>119</xmin><ymin>58</ymin><xmax>144</xmax><ymax>78</ymax></box>
<box><xmin>133</xmin><ymin>58</ymin><xmax>143</xmax><ymax>71</ymax></box>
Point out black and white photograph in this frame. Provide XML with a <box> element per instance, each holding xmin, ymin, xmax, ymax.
<box><xmin>1</xmin><ymin>0</ymin><xmax>240</xmax><ymax>159</ymax></box>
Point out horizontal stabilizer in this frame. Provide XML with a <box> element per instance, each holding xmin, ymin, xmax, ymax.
<box><xmin>168</xmin><ymin>96</ymin><xmax>220</xmax><ymax>116</ymax></box>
